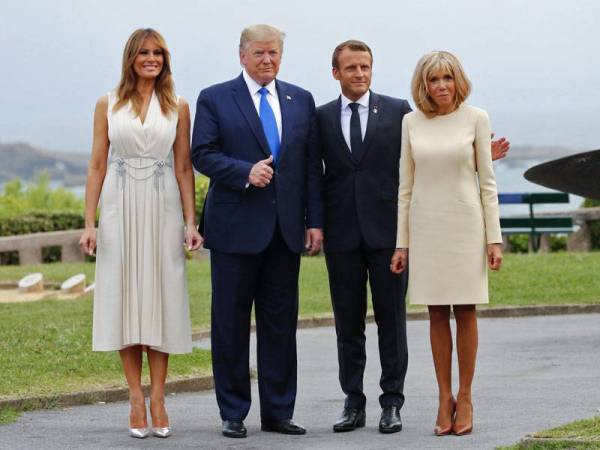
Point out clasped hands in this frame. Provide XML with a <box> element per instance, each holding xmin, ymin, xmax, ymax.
<box><xmin>390</xmin><ymin>244</ymin><xmax>503</xmax><ymax>273</ymax></box>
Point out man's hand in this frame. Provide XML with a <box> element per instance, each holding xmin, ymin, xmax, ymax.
<box><xmin>304</xmin><ymin>228</ymin><xmax>323</xmax><ymax>256</ymax></box>
<box><xmin>491</xmin><ymin>133</ymin><xmax>510</xmax><ymax>161</ymax></box>
<box><xmin>390</xmin><ymin>249</ymin><xmax>408</xmax><ymax>274</ymax></box>
<box><xmin>248</xmin><ymin>155</ymin><xmax>274</xmax><ymax>187</ymax></box>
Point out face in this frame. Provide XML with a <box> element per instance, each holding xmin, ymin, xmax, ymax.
<box><xmin>426</xmin><ymin>69</ymin><xmax>456</xmax><ymax>112</ymax></box>
<box><xmin>240</xmin><ymin>40</ymin><xmax>282</xmax><ymax>86</ymax></box>
<box><xmin>333</xmin><ymin>48</ymin><xmax>372</xmax><ymax>101</ymax></box>
<box><xmin>133</xmin><ymin>37</ymin><xmax>164</xmax><ymax>80</ymax></box>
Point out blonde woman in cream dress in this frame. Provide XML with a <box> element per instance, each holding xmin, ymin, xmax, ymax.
<box><xmin>79</xmin><ymin>28</ymin><xmax>202</xmax><ymax>439</ymax></box>
<box><xmin>391</xmin><ymin>51</ymin><xmax>502</xmax><ymax>437</ymax></box>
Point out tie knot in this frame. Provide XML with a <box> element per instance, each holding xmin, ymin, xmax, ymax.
<box><xmin>349</xmin><ymin>102</ymin><xmax>360</xmax><ymax>112</ymax></box>
<box><xmin>259</xmin><ymin>87</ymin><xmax>269</xmax><ymax>97</ymax></box>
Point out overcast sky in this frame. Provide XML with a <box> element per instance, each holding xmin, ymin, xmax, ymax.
<box><xmin>1</xmin><ymin>0</ymin><xmax>599</xmax><ymax>153</ymax></box>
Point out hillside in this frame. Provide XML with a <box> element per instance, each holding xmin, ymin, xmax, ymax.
<box><xmin>0</xmin><ymin>141</ymin><xmax>583</xmax><ymax>185</ymax></box>
<box><xmin>0</xmin><ymin>142</ymin><xmax>88</xmax><ymax>186</ymax></box>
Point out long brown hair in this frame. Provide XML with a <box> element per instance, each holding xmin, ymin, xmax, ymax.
<box><xmin>114</xmin><ymin>28</ymin><xmax>177</xmax><ymax>116</ymax></box>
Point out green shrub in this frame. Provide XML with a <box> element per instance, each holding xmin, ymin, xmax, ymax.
<box><xmin>582</xmin><ymin>198</ymin><xmax>600</xmax><ymax>250</ymax></box>
<box><xmin>0</xmin><ymin>172</ymin><xmax>83</xmax><ymax>219</ymax></box>
<box><xmin>0</xmin><ymin>212</ymin><xmax>84</xmax><ymax>237</ymax></box>
<box><xmin>548</xmin><ymin>234</ymin><xmax>567</xmax><ymax>252</ymax></box>
<box><xmin>507</xmin><ymin>234</ymin><xmax>529</xmax><ymax>253</ymax></box>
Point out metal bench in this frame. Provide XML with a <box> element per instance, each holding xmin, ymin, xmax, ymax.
<box><xmin>499</xmin><ymin>192</ymin><xmax>574</xmax><ymax>252</ymax></box>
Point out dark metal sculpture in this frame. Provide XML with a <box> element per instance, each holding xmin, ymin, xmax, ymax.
<box><xmin>524</xmin><ymin>149</ymin><xmax>600</xmax><ymax>200</ymax></box>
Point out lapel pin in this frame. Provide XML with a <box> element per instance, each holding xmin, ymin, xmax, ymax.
<box><xmin>286</xmin><ymin>95</ymin><xmax>292</xmax><ymax>101</ymax></box>
<box><xmin>373</xmin><ymin>106</ymin><xmax>378</xmax><ymax>114</ymax></box>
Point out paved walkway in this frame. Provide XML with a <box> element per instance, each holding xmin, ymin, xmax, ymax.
<box><xmin>2</xmin><ymin>314</ymin><xmax>599</xmax><ymax>449</ymax></box>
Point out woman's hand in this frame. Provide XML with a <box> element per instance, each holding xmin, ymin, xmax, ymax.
<box><xmin>390</xmin><ymin>249</ymin><xmax>408</xmax><ymax>274</ymax></box>
<box><xmin>487</xmin><ymin>243</ymin><xmax>503</xmax><ymax>271</ymax></box>
<box><xmin>79</xmin><ymin>228</ymin><xmax>97</xmax><ymax>256</ymax></box>
<box><xmin>185</xmin><ymin>224</ymin><xmax>203</xmax><ymax>251</ymax></box>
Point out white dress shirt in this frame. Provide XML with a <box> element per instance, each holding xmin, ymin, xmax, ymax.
<box><xmin>242</xmin><ymin>69</ymin><xmax>282</xmax><ymax>141</ymax></box>
<box><xmin>340</xmin><ymin>91</ymin><xmax>369</xmax><ymax>152</ymax></box>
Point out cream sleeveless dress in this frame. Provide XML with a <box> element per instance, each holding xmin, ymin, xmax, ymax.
<box><xmin>92</xmin><ymin>91</ymin><xmax>192</xmax><ymax>354</ymax></box>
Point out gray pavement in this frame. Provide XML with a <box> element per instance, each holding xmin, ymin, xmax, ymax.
<box><xmin>2</xmin><ymin>314</ymin><xmax>599</xmax><ymax>449</ymax></box>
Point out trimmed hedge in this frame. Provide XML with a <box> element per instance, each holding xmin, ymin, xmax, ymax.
<box><xmin>0</xmin><ymin>212</ymin><xmax>85</xmax><ymax>237</ymax></box>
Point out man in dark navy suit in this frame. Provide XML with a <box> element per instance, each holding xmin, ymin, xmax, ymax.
<box><xmin>191</xmin><ymin>24</ymin><xmax>323</xmax><ymax>438</ymax></box>
<box><xmin>317</xmin><ymin>40</ymin><xmax>510</xmax><ymax>434</ymax></box>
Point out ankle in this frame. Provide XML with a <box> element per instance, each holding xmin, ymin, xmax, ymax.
<box><xmin>456</xmin><ymin>392</ymin><xmax>472</xmax><ymax>404</ymax></box>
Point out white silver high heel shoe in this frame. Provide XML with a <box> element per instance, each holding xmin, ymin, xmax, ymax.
<box><xmin>152</xmin><ymin>427</ymin><xmax>171</xmax><ymax>438</ymax></box>
<box><xmin>129</xmin><ymin>427</ymin><xmax>150</xmax><ymax>439</ymax></box>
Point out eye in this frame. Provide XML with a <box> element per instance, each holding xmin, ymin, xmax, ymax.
<box><xmin>139</xmin><ymin>49</ymin><xmax>149</xmax><ymax>55</ymax></box>
<box><xmin>153</xmin><ymin>50</ymin><xmax>163</xmax><ymax>56</ymax></box>
<box><xmin>443</xmin><ymin>74</ymin><xmax>453</xmax><ymax>81</ymax></box>
<box><xmin>429</xmin><ymin>76</ymin><xmax>438</xmax><ymax>82</ymax></box>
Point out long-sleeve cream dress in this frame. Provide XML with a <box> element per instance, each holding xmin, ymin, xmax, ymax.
<box><xmin>396</xmin><ymin>104</ymin><xmax>502</xmax><ymax>305</ymax></box>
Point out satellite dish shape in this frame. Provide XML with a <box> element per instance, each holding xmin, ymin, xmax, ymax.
<box><xmin>524</xmin><ymin>149</ymin><xmax>600</xmax><ymax>199</ymax></box>
<box><xmin>61</xmin><ymin>274</ymin><xmax>86</xmax><ymax>294</ymax></box>
<box><xmin>18</xmin><ymin>273</ymin><xmax>44</xmax><ymax>293</ymax></box>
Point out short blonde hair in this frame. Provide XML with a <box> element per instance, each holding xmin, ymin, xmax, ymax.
<box><xmin>411</xmin><ymin>51</ymin><xmax>471</xmax><ymax>117</ymax></box>
<box><xmin>239</xmin><ymin>24</ymin><xmax>285</xmax><ymax>51</ymax></box>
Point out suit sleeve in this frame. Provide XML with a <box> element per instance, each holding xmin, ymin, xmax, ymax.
<box><xmin>305</xmin><ymin>95</ymin><xmax>324</xmax><ymax>229</ymax></box>
<box><xmin>191</xmin><ymin>89</ymin><xmax>253</xmax><ymax>191</ymax></box>
<box><xmin>474</xmin><ymin>109</ymin><xmax>503</xmax><ymax>244</ymax></box>
<box><xmin>396</xmin><ymin>115</ymin><xmax>414</xmax><ymax>248</ymax></box>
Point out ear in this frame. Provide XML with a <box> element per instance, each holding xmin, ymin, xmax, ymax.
<box><xmin>332</xmin><ymin>67</ymin><xmax>341</xmax><ymax>81</ymax></box>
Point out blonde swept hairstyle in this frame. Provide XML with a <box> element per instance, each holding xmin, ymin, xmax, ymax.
<box><xmin>239</xmin><ymin>24</ymin><xmax>286</xmax><ymax>52</ymax></box>
<box><xmin>411</xmin><ymin>51</ymin><xmax>471</xmax><ymax>118</ymax></box>
<box><xmin>114</xmin><ymin>28</ymin><xmax>177</xmax><ymax>117</ymax></box>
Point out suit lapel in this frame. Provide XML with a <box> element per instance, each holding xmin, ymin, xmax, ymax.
<box><xmin>355</xmin><ymin>91</ymin><xmax>380</xmax><ymax>165</ymax></box>
<box><xmin>275</xmin><ymin>80</ymin><xmax>291</xmax><ymax>164</ymax></box>
<box><xmin>332</xmin><ymin>96</ymin><xmax>355</xmax><ymax>164</ymax></box>
<box><xmin>231</xmin><ymin>74</ymin><xmax>271</xmax><ymax>158</ymax></box>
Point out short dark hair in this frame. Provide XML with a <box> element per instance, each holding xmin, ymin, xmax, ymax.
<box><xmin>332</xmin><ymin>40</ymin><xmax>373</xmax><ymax>69</ymax></box>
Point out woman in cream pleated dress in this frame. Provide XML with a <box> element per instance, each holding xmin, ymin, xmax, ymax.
<box><xmin>391</xmin><ymin>51</ymin><xmax>503</xmax><ymax>437</ymax></box>
<box><xmin>79</xmin><ymin>28</ymin><xmax>202</xmax><ymax>438</ymax></box>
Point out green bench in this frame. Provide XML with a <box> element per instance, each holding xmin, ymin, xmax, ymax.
<box><xmin>499</xmin><ymin>192</ymin><xmax>574</xmax><ymax>252</ymax></box>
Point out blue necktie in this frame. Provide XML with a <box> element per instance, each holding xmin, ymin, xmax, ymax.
<box><xmin>349</xmin><ymin>102</ymin><xmax>364</xmax><ymax>163</ymax></box>
<box><xmin>258</xmin><ymin>87</ymin><xmax>280</xmax><ymax>162</ymax></box>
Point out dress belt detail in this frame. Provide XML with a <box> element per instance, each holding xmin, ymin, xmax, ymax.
<box><xmin>111</xmin><ymin>157</ymin><xmax>172</xmax><ymax>191</ymax></box>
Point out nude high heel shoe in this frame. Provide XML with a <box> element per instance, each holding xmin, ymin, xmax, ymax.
<box><xmin>434</xmin><ymin>398</ymin><xmax>456</xmax><ymax>436</ymax></box>
<box><xmin>452</xmin><ymin>401</ymin><xmax>473</xmax><ymax>436</ymax></box>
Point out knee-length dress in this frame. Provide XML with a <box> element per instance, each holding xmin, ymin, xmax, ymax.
<box><xmin>92</xmin><ymin>91</ymin><xmax>192</xmax><ymax>353</ymax></box>
<box><xmin>395</xmin><ymin>105</ymin><xmax>502</xmax><ymax>305</ymax></box>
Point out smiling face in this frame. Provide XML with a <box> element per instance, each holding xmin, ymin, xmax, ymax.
<box><xmin>133</xmin><ymin>37</ymin><xmax>164</xmax><ymax>81</ymax></box>
<box><xmin>239</xmin><ymin>40</ymin><xmax>282</xmax><ymax>86</ymax></box>
<box><xmin>333</xmin><ymin>48</ymin><xmax>372</xmax><ymax>101</ymax></box>
<box><xmin>426</xmin><ymin>69</ymin><xmax>456</xmax><ymax>114</ymax></box>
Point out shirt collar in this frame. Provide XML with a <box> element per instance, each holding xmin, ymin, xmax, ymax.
<box><xmin>340</xmin><ymin>90</ymin><xmax>370</xmax><ymax>110</ymax></box>
<box><xmin>243</xmin><ymin>69</ymin><xmax>277</xmax><ymax>97</ymax></box>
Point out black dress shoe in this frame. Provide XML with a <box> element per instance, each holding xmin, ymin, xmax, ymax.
<box><xmin>261</xmin><ymin>418</ymin><xmax>306</xmax><ymax>435</ymax></box>
<box><xmin>222</xmin><ymin>420</ymin><xmax>247</xmax><ymax>438</ymax></box>
<box><xmin>379</xmin><ymin>406</ymin><xmax>402</xmax><ymax>433</ymax></box>
<box><xmin>333</xmin><ymin>408</ymin><xmax>366</xmax><ymax>432</ymax></box>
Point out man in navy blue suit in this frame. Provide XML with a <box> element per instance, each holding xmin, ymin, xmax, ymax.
<box><xmin>191</xmin><ymin>24</ymin><xmax>323</xmax><ymax>438</ymax></box>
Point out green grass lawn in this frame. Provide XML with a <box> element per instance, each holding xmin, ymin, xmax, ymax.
<box><xmin>498</xmin><ymin>416</ymin><xmax>600</xmax><ymax>449</ymax></box>
<box><xmin>0</xmin><ymin>252</ymin><xmax>599</xmax><ymax>404</ymax></box>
